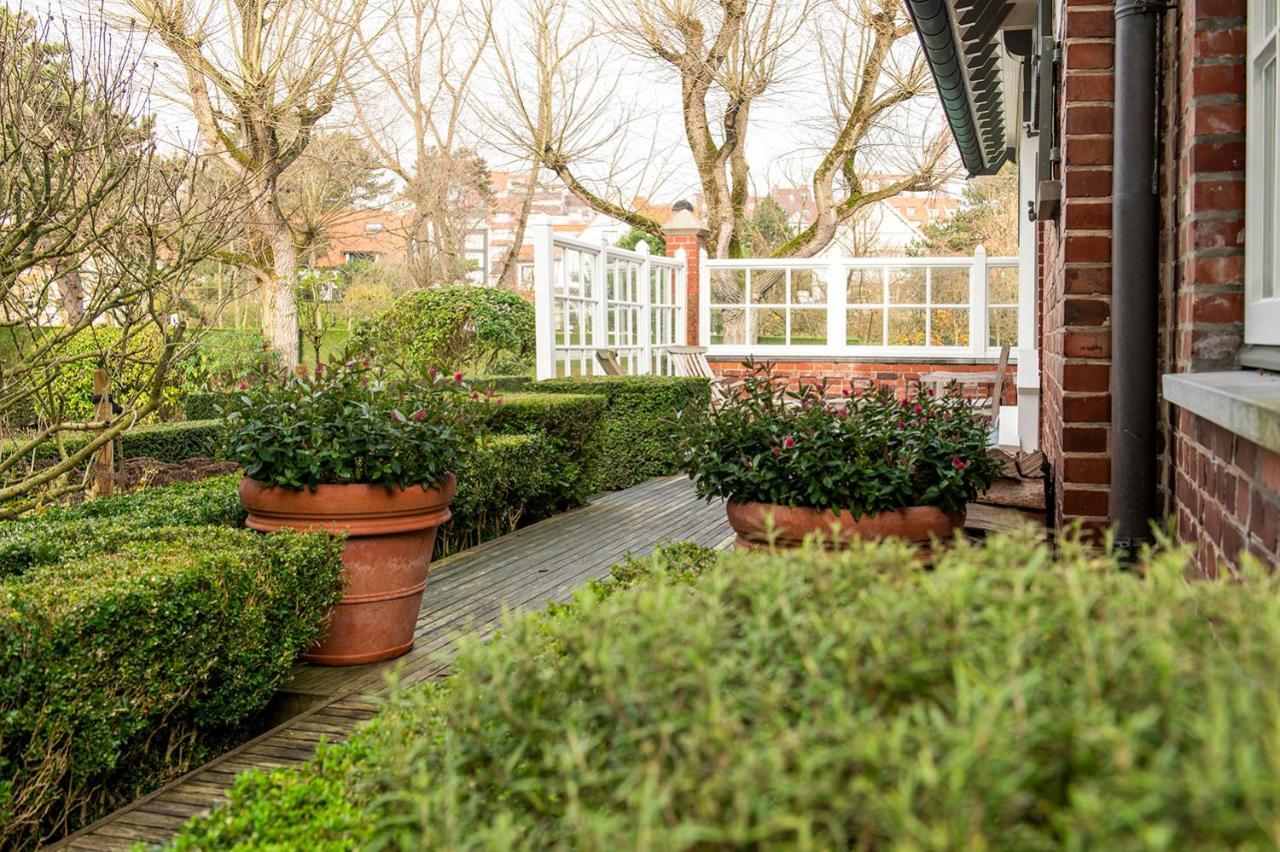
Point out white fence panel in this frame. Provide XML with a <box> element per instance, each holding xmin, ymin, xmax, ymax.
<box><xmin>533</xmin><ymin>219</ymin><xmax>687</xmax><ymax>380</ymax></box>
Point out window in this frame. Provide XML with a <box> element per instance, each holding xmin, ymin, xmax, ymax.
<box><xmin>1247</xmin><ymin>0</ymin><xmax>1280</xmax><ymax>344</ymax></box>
<box><xmin>845</xmin><ymin>266</ymin><xmax>971</xmax><ymax>348</ymax></box>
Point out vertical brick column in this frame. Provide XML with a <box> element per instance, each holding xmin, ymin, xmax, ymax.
<box><xmin>1040</xmin><ymin>0</ymin><xmax>1117</xmax><ymax>534</ymax></box>
<box><xmin>662</xmin><ymin>206</ymin><xmax>710</xmax><ymax>346</ymax></box>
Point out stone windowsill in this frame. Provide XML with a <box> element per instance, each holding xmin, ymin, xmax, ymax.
<box><xmin>1162</xmin><ymin>371</ymin><xmax>1280</xmax><ymax>455</ymax></box>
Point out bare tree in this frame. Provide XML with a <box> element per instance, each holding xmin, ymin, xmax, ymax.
<box><xmin>348</xmin><ymin>0</ymin><xmax>494</xmax><ymax>286</ymax></box>
<box><xmin>0</xmin><ymin>12</ymin><xmax>239</xmax><ymax>517</ymax></box>
<box><xmin>495</xmin><ymin>0</ymin><xmax>949</xmax><ymax>261</ymax></box>
<box><xmin>125</xmin><ymin>0</ymin><xmax>366</xmax><ymax>365</ymax></box>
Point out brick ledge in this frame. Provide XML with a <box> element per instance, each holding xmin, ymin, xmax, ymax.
<box><xmin>1163</xmin><ymin>371</ymin><xmax>1280</xmax><ymax>455</ymax></box>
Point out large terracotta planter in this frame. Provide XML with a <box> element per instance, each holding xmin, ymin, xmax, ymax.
<box><xmin>725</xmin><ymin>500</ymin><xmax>962</xmax><ymax>551</ymax></box>
<box><xmin>239</xmin><ymin>474</ymin><xmax>456</xmax><ymax>666</ymax></box>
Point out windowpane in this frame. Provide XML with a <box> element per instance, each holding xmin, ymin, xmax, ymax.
<box><xmin>791</xmin><ymin>270</ymin><xmax>825</xmax><ymax>305</ymax></box>
<box><xmin>989</xmin><ymin>307</ymin><xmax>1019</xmax><ymax>347</ymax></box>
<box><xmin>930</xmin><ymin>308</ymin><xmax>970</xmax><ymax>346</ymax></box>
<box><xmin>789</xmin><ymin>309</ymin><xmax>827</xmax><ymax>345</ymax></box>
<box><xmin>888</xmin><ymin>308</ymin><xmax>926</xmax><ymax>345</ymax></box>
<box><xmin>751</xmin><ymin>269</ymin><xmax>786</xmax><ymax>305</ymax></box>
<box><xmin>710</xmin><ymin>308</ymin><xmax>747</xmax><ymax>344</ymax></box>
<box><xmin>988</xmin><ymin>266</ymin><xmax>1019</xmax><ymax>304</ymax></box>
<box><xmin>889</xmin><ymin>268</ymin><xmax>927</xmax><ymax>304</ymax></box>
<box><xmin>847</xmin><ymin>308</ymin><xmax>884</xmax><ymax>345</ymax></box>
<box><xmin>847</xmin><ymin>268</ymin><xmax>883</xmax><ymax>304</ymax></box>
<box><xmin>753</xmin><ymin>308</ymin><xmax>787</xmax><ymax>344</ymax></box>
<box><xmin>710</xmin><ymin>270</ymin><xmax>746</xmax><ymax>304</ymax></box>
<box><xmin>932</xmin><ymin>268</ymin><xmax>969</xmax><ymax>304</ymax></box>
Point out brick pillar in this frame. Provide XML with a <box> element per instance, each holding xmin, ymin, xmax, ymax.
<box><xmin>662</xmin><ymin>205</ymin><xmax>710</xmax><ymax>346</ymax></box>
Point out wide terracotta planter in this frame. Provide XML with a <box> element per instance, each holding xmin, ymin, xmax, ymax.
<box><xmin>725</xmin><ymin>500</ymin><xmax>962</xmax><ymax>551</ymax></box>
<box><xmin>239</xmin><ymin>474</ymin><xmax>456</xmax><ymax>666</ymax></box>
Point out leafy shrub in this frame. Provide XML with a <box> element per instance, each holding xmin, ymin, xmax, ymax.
<box><xmin>169</xmin><ymin>535</ymin><xmax>1280</xmax><ymax>850</ymax></box>
<box><xmin>180</xmin><ymin>391</ymin><xmax>235</xmax><ymax>421</ymax></box>
<box><xmin>682</xmin><ymin>364</ymin><xmax>1001</xmax><ymax>514</ymax></box>
<box><xmin>479</xmin><ymin>393</ymin><xmax>604</xmax><ymax>502</ymax></box>
<box><xmin>224</xmin><ymin>360</ymin><xmax>478</xmax><ymax>489</ymax></box>
<box><xmin>351</xmin><ymin>285</ymin><xmax>534</xmax><ymax>376</ymax></box>
<box><xmin>31</xmin><ymin>325</ymin><xmax>178</xmax><ymax>422</ymax></box>
<box><xmin>172</xmin><ymin>328</ymin><xmax>279</xmax><ymax>393</ymax></box>
<box><xmin>0</xmin><ymin>523</ymin><xmax>345</xmax><ymax>848</ymax></box>
<box><xmin>532</xmin><ymin>375</ymin><xmax>710</xmax><ymax>490</ymax></box>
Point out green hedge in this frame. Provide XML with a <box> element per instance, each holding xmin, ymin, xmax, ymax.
<box><xmin>478</xmin><ymin>393</ymin><xmax>604</xmax><ymax>502</ymax></box>
<box><xmin>169</xmin><ymin>534</ymin><xmax>1280</xmax><ymax>849</ymax></box>
<box><xmin>0</xmin><ymin>513</ymin><xmax>344</xmax><ymax>849</ymax></box>
<box><xmin>437</xmin><ymin>434</ymin><xmax>573</xmax><ymax>556</ymax></box>
<box><xmin>180</xmin><ymin>391</ymin><xmax>235</xmax><ymax>421</ymax></box>
<box><xmin>468</xmin><ymin>375</ymin><xmax>534</xmax><ymax>394</ymax></box>
<box><xmin>11</xmin><ymin>420</ymin><xmax>227</xmax><ymax>469</ymax></box>
<box><xmin>531</xmin><ymin>376</ymin><xmax>710</xmax><ymax>490</ymax></box>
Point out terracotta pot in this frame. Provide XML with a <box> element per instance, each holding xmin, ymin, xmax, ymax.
<box><xmin>239</xmin><ymin>474</ymin><xmax>456</xmax><ymax>666</ymax></box>
<box><xmin>725</xmin><ymin>500</ymin><xmax>962</xmax><ymax>551</ymax></box>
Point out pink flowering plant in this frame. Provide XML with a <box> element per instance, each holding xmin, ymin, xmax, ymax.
<box><xmin>223</xmin><ymin>356</ymin><xmax>480</xmax><ymax>489</ymax></box>
<box><xmin>681</xmin><ymin>363</ymin><xmax>1001</xmax><ymax>516</ymax></box>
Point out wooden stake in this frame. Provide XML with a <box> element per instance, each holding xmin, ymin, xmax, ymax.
<box><xmin>91</xmin><ymin>368</ymin><xmax>114</xmax><ymax>497</ymax></box>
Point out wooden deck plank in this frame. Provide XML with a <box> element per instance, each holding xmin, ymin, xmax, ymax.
<box><xmin>53</xmin><ymin>477</ymin><xmax>729</xmax><ymax>850</ymax></box>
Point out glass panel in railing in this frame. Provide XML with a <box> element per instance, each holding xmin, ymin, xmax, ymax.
<box><xmin>889</xmin><ymin>267</ymin><xmax>927</xmax><ymax>305</ymax></box>
<box><xmin>888</xmin><ymin>307</ymin><xmax>926</xmax><ymax>346</ymax></box>
<box><xmin>846</xmin><ymin>308</ymin><xmax>884</xmax><ymax>345</ymax></box>
<box><xmin>931</xmin><ymin>267</ymin><xmax>969</xmax><ymax>306</ymax></box>
<box><xmin>989</xmin><ymin>307</ymin><xmax>1019</xmax><ymax>347</ymax></box>
<box><xmin>790</xmin><ymin>269</ymin><xmax>825</xmax><ymax>306</ymax></box>
<box><xmin>754</xmin><ymin>308</ymin><xmax>786</xmax><ymax>344</ymax></box>
<box><xmin>847</xmin><ymin>268</ymin><xmax>883</xmax><ymax>305</ymax></box>
<box><xmin>930</xmin><ymin>308</ymin><xmax>969</xmax><ymax>347</ymax></box>
<box><xmin>710</xmin><ymin>269</ymin><xmax>747</xmax><ymax>305</ymax></box>
<box><xmin>751</xmin><ymin>268</ymin><xmax>786</xmax><ymax>306</ymax></box>
<box><xmin>987</xmin><ymin>266</ymin><xmax>1018</xmax><ymax>305</ymax></box>
<box><xmin>789</xmin><ymin>308</ymin><xmax>827</xmax><ymax>345</ymax></box>
<box><xmin>711</xmin><ymin>307</ymin><xmax>747</xmax><ymax>344</ymax></box>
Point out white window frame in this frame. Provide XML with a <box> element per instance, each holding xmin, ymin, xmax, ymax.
<box><xmin>1247</xmin><ymin>0</ymin><xmax>1280</xmax><ymax>344</ymax></box>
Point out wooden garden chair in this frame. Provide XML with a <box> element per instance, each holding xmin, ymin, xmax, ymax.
<box><xmin>667</xmin><ymin>346</ymin><xmax>745</xmax><ymax>407</ymax></box>
<box><xmin>918</xmin><ymin>345</ymin><xmax>1011</xmax><ymax>440</ymax></box>
<box><xmin>593</xmin><ymin>348</ymin><xmax>624</xmax><ymax>376</ymax></box>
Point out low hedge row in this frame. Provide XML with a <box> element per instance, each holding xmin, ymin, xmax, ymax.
<box><xmin>479</xmin><ymin>393</ymin><xmax>605</xmax><ymax>502</ymax></box>
<box><xmin>532</xmin><ymin>375</ymin><xmax>710</xmax><ymax>490</ymax></box>
<box><xmin>0</xmin><ymin>513</ymin><xmax>344</xmax><ymax>849</ymax></box>
<box><xmin>170</xmin><ymin>534</ymin><xmax>1280</xmax><ymax>849</ymax></box>
<box><xmin>14</xmin><ymin>420</ymin><xmax>227</xmax><ymax>468</ymax></box>
<box><xmin>180</xmin><ymin>391</ymin><xmax>234</xmax><ymax>421</ymax></box>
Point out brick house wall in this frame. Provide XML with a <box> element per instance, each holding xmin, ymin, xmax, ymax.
<box><xmin>1038</xmin><ymin>0</ymin><xmax>1117</xmax><ymax>533</ymax></box>
<box><xmin>1039</xmin><ymin>0</ymin><xmax>1272</xmax><ymax>572</ymax></box>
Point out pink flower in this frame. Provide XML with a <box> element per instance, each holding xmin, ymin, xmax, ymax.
<box><xmin>913</xmin><ymin>404</ymin><xmax>923</xmax><ymax>414</ymax></box>
<box><xmin>428</xmin><ymin>367</ymin><xmax>438</xmax><ymax>379</ymax></box>
<box><xmin>771</xmin><ymin>448</ymin><xmax>782</xmax><ymax>458</ymax></box>
<box><xmin>470</xmin><ymin>391</ymin><xmax>480</xmax><ymax>400</ymax></box>
<box><xmin>486</xmin><ymin>388</ymin><xmax>495</xmax><ymax>397</ymax></box>
<box><xmin>315</xmin><ymin>363</ymin><xmax>325</xmax><ymax>375</ymax></box>
<box><xmin>453</xmin><ymin>372</ymin><xmax>464</xmax><ymax>383</ymax></box>
<box><xmin>898</xmin><ymin>421</ymin><xmax>907</xmax><ymax>429</ymax></box>
<box><xmin>412</xmin><ymin>409</ymin><xmax>427</xmax><ymax>421</ymax></box>
<box><xmin>238</xmin><ymin>380</ymin><xmax>249</xmax><ymax>390</ymax></box>
<box><xmin>782</xmin><ymin>437</ymin><xmax>796</xmax><ymax>449</ymax></box>
<box><xmin>951</xmin><ymin>456</ymin><xmax>966</xmax><ymax>471</ymax></box>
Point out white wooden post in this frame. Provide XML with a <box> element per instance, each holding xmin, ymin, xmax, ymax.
<box><xmin>637</xmin><ymin>240</ymin><xmax>652</xmax><ymax>374</ymax></box>
<box><xmin>969</xmin><ymin>245</ymin><xmax>989</xmax><ymax>357</ymax></box>
<box><xmin>698</xmin><ymin>248</ymin><xmax>710</xmax><ymax>347</ymax></box>
<box><xmin>532</xmin><ymin>216</ymin><xmax>556</xmax><ymax>380</ymax></box>
<box><xmin>675</xmin><ymin>248</ymin><xmax>689</xmax><ymax>346</ymax></box>
<box><xmin>594</xmin><ymin>238</ymin><xmax>609</xmax><ymax>375</ymax></box>
<box><xmin>826</xmin><ymin>254</ymin><xmax>846</xmax><ymax>352</ymax></box>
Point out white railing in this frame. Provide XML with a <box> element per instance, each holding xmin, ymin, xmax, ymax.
<box><xmin>533</xmin><ymin>218</ymin><xmax>687</xmax><ymax>380</ymax></box>
<box><xmin>699</xmin><ymin>246</ymin><xmax>1019</xmax><ymax>360</ymax></box>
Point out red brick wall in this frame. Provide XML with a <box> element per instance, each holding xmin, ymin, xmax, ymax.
<box><xmin>1039</xmin><ymin>0</ymin><xmax>1116</xmax><ymax>532</ymax></box>
<box><xmin>1173</xmin><ymin>411</ymin><xmax>1280</xmax><ymax>575</ymax></box>
<box><xmin>1160</xmin><ymin>0</ymin><xmax>1252</xmax><ymax>574</ymax></box>
<box><xmin>707</xmin><ymin>358</ymin><xmax>1018</xmax><ymax>406</ymax></box>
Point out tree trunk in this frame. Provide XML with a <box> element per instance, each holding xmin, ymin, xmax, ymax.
<box><xmin>261</xmin><ymin>205</ymin><xmax>301</xmax><ymax>366</ymax></box>
<box><xmin>56</xmin><ymin>265</ymin><xmax>85</xmax><ymax>326</ymax></box>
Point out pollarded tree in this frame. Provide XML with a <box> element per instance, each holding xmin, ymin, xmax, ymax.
<box><xmin>495</xmin><ymin>0</ymin><xmax>950</xmax><ymax>261</ymax></box>
<box><xmin>126</xmin><ymin>0</ymin><xmax>367</xmax><ymax>365</ymax></box>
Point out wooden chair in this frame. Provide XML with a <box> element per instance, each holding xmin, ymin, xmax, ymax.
<box><xmin>593</xmin><ymin>348</ymin><xmax>624</xmax><ymax>376</ymax></box>
<box><xmin>918</xmin><ymin>345</ymin><xmax>1011</xmax><ymax>440</ymax></box>
<box><xmin>667</xmin><ymin>346</ymin><xmax>744</xmax><ymax>406</ymax></box>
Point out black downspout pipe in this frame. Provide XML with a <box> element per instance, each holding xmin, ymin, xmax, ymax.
<box><xmin>1110</xmin><ymin>0</ymin><xmax>1161</xmax><ymax>548</ymax></box>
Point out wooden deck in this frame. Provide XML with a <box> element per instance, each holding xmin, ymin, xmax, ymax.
<box><xmin>55</xmin><ymin>476</ymin><xmax>730</xmax><ymax>850</ymax></box>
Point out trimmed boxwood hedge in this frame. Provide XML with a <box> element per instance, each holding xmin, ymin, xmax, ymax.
<box><xmin>531</xmin><ymin>376</ymin><xmax>710</xmax><ymax>490</ymax></box>
<box><xmin>168</xmin><ymin>534</ymin><xmax>1280</xmax><ymax>850</ymax></box>
<box><xmin>13</xmin><ymin>419</ymin><xmax>227</xmax><ymax>468</ymax></box>
<box><xmin>180</xmin><ymin>391</ymin><xmax>235</xmax><ymax>421</ymax></box>
<box><xmin>0</xmin><ymin>513</ymin><xmax>344</xmax><ymax>849</ymax></box>
<box><xmin>478</xmin><ymin>393</ymin><xmax>604</xmax><ymax>502</ymax></box>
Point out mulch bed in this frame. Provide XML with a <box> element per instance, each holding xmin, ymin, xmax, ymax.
<box><xmin>113</xmin><ymin>456</ymin><xmax>240</xmax><ymax>491</ymax></box>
